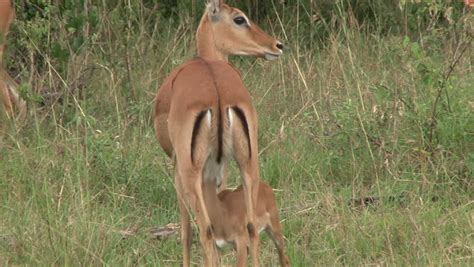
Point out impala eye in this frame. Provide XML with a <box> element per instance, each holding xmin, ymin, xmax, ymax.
<box><xmin>233</xmin><ymin>16</ymin><xmax>247</xmax><ymax>25</ymax></box>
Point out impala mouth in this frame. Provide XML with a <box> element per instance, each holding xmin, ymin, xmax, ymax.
<box><xmin>264</xmin><ymin>52</ymin><xmax>282</xmax><ymax>60</ymax></box>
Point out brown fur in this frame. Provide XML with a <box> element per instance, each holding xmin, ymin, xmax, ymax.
<box><xmin>0</xmin><ymin>67</ymin><xmax>25</xmax><ymax>119</ymax></box>
<box><xmin>0</xmin><ymin>0</ymin><xmax>25</xmax><ymax>118</ymax></box>
<box><xmin>169</xmin><ymin>58</ymin><xmax>261</xmax><ymax>267</ymax></box>
<box><xmin>154</xmin><ymin>0</ymin><xmax>282</xmax><ymax>158</ymax></box>
<box><xmin>0</xmin><ymin>0</ymin><xmax>15</xmax><ymax>57</ymax></box>
<box><xmin>154</xmin><ymin>1</ymin><xmax>283</xmax><ymax>266</ymax></box>
<box><xmin>203</xmin><ymin>181</ymin><xmax>290</xmax><ymax>267</ymax></box>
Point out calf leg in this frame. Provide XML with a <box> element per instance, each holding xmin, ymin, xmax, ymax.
<box><xmin>235</xmin><ymin>236</ymin><xmax>248</xmax><ymax>267</ymax></box>
<box><xmin>267</xmin><ymin>213</ymin><xmax>290</xmax><ymax>267</ymax></box>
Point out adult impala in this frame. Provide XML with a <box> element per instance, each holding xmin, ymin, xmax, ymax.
<box><xmin>154</xmin><ymin>0</ymin><xmax>283</xmax><ymax>159</ymax></box>
<box><xmin>0</xmin><ymin>0</ymin><xmax>25</xmax><ymax>118</ymax></box>
<box><xmin>153</xmin><ymin>0</ymin><xmax>283</xmax><ymax>266</ymax></box>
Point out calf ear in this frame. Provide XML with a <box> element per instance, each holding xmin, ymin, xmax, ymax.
<box><xmin>207</xmin><ymin>0</ymin><xmax>223</xmax><ymax>16</ymax></box>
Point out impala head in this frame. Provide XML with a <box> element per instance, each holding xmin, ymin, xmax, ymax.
<box><xmin>197</xmin><ymin>0</ymin><xmax>284</xmax><ymax>61</ymax></box>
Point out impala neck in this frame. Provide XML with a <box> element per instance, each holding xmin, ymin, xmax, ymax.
<box><xmin>196</xmin><ymin>11</ymin><xmax>228</xmax><ymax>62</ymax></box>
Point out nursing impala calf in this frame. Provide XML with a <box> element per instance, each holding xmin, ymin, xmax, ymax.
<box><xmin>154</xmin><ymin>0</ymin><xmax>283</xmax><ymax>266</ymax></box>
<box><xmin>203</xmin><ymin>180</ymin><xmax>290</xmax><ymax>267</ymax></box>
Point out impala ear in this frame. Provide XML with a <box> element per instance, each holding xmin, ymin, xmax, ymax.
<box><xmin>208</xmin><ymin>0</ymin><xmax>223</xmax><ymax>16</ymax></box>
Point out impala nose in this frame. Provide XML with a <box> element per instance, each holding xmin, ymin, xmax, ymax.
<box><xmin>276</xmin><ymin>42</ymin><xmax>284</xmax><ymax>51</ymax></box>
<box><xmin>265</xmin><ymin>41</ymin><xmax>284</xmax><ymax>60</ymax></box>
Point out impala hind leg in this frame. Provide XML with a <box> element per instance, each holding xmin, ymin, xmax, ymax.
<box><xmin>177</xmin><ymin>169</ymin><xmax>219</xmax><ymax>267</ymax></box>
<box><xmin>176</xmin><ymin>178</ymin><xmax>192</xmax><ymax>267</ymax></box>
<box><xmin>238</xmin><ymin>162</ymin><xmax>260</xmax><ymax>267</ymax></box>
<box><xmin>230</xmin><ymin>106</ymin><xmax>261</xmax><ymax>267</ymax></box>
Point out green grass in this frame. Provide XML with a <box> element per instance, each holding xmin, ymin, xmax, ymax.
<box><xmin>1</xmin><ymin>1</ymin><xmax>473</xmax><ymax>266</ymax></box>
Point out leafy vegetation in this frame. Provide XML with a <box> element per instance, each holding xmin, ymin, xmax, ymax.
<box><xmin>1</xmin><ymin>0</ymin><xmax>473</xmax><ymax>265</ymax></box>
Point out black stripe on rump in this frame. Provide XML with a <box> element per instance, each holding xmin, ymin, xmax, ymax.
<box><xmin>217</xmin><ymin>106</ymin><xmax>223</xmax><ymax>164</ymax></box>
<box><xmin>191</xmin><ymin>110</ymin><xmax>208</xmax><ymax>164</ymax></box>
<box><xmin>232</xmin><ymin>106</ymin><xmax>252</xmax><ymax>159</ymax></box>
